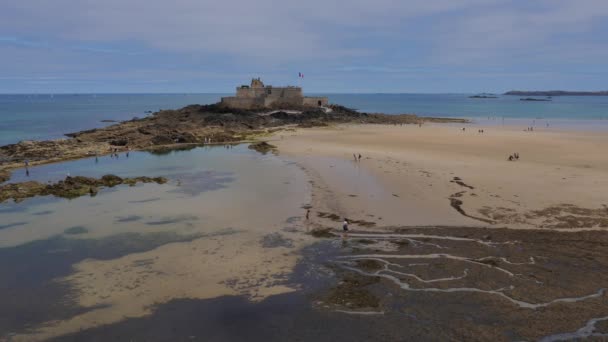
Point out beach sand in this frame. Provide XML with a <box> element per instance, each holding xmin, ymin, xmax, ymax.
<box><xmin>274</xmin><ymin>123</ymin><xmax>608</xmax><ymax>230</ymax></box>
<box><xmin>9</xmin><ymin>123</ymin><xmax>608</xmax><ymax>341</ymax></box>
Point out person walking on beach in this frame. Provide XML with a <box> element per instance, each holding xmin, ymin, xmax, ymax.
<box><xmin>306</xmin><ymin>209</ymin><xmax>310</xmax><ymax>220</ymax></box>
<box><xmin>342</xmin><ymin>219</ymin><xmax>349</xmax><ymax>236</ymax></box>
<box><xmin>358</xmin><ymin>154</ymin><xmax>362</xmax><ymax>162</ymax></box>
<box><xmin>354</xmin><ymin>153</ymin><xmax>358</xmax><ymax>162</ymax></box>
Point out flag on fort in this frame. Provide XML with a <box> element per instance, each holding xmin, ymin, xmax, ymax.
<box><xmin>298</xmin><ymin>72</ymin><xmax>304</xmax><ymax>78</ymax></box>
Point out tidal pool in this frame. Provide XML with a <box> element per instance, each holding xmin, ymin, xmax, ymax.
<box><xmin>0</xmin><ymin>145</ymin><xmax>312</xmax><ymax>340</ymax></box>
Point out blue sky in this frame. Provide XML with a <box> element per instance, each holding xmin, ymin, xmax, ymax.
<box><xmin>1</xmin><ymin>0</ymin><xmax>607</xmax><ymax>93</ymax></box>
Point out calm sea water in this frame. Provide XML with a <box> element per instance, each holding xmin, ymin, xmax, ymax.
<box><xmin>1</xmin><ymin>93</ymin><xmax>607</xmax><ymax>145</ymax></box>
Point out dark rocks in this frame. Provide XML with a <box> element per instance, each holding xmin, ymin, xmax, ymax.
<box><xmin>506</xmin><ymin>90</ymin><xmax>608</xmax><ymax>96</ymax></box>
<box><xmin>356</xmin><ymin>259</ymin><xmax>383</xmax><ymax>271</ymax></box>
<box><xmin>469</xmin><ymin>95</ymin><xmax>498</xmax><ymax>99</ymax></box>
<box><xmin>248</xmin><ymin>141</ymin><xmax>276</xmax><ymax>154</ymax></box>
<box><xmin>0</xmin><ymin>175</ymin><xmax>168</xmax><ymax>203</ymax></box>
<box><xmin>310</xmin><ymin>227</ymin><xmax>336</xmax><ymax>238</ymax></box>
<box><xmin>325</xmin><ymin>274</ymin><xmax>380</xmax><ymax>309</ymax></box>
<box><xmin>110</xmin><ymin>139</ymin><xmax>129</xmax><ymax>146</ymax></box>
<box><xmin>151</xmin><ymin>135</ymin><xmax>174</xmax><ymax>145</ymax></box>
<box><xmin>0</xmin><ymin>170</ymin><xmax>9</xmax><ymax>183</ymax></box>
<box><xmin>520</xmin><ymin>98</ymin><xmax>551</xmax><ymax>102</ymax></box>
<box><xmin>0</xmin><ymin>101</ymin><xmax>468</xmax><ymax>181</ymax></box>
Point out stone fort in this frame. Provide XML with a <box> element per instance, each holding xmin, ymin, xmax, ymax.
<box><xmin>220</xmin><ymin>78</ymin><xmax>328</xmax><ymax>109</ymax></box>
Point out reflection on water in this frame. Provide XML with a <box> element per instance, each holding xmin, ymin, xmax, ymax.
<box><xmin>0</xmin><ymin>231</ymin><xmax>203</xmax><ymax>335</ymax></box>
<box><xmin>0</xmin><ymin>144</ymin><xmax>311</xmax><ymax>339</ymax></box>
<box><xmin>1</xmin><ymin>145</ymin><xmax>307</xmax><ymax>247</ymax></box>
<box><xmin>6</xmin><ymin>145</ymin><xmax>247</xmax><ymax>184</ymax></box>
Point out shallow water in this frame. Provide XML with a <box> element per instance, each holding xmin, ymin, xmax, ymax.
<box><xmin>1</xmin><ymin>145</ymin><xmax>310</xmax><ymax>247</ymax></box>
<box><xmin>0</xmin><ymin>145</ymin><xmax>311</xmax><ymax>338</ymax></box>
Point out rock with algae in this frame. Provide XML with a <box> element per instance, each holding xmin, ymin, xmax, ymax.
<box><xmin>0</xmin><ymin>174</ymin><xmax>167</xmax><ymax>203</ymax></box>
<box><xmin>248</xmin><ymin>141</ymin><xmax>277</xmax><ymax>154</ymax></box>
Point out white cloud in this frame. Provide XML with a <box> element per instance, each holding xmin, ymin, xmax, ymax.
<box><xmin>1</xmin><ymin>0</ymin><xmax>607</xmax><ymax>92</ymax></box>
<box><xmin>0</xmin><ymin>0</ymin><xmax>501</xmax><ymax>61</ymax></box>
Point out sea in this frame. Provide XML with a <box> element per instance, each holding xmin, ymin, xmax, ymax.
<box><xmin>1</xmin><ymin>93</ymin><xmax>608</xmax><ymax>146</ymax></box>
<box><xmin>1</xmin><ymin>93</ymin><xmax>607</xmax><ymax>339</ymax></box>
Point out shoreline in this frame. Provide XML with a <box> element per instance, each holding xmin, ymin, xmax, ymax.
<box><xmin>4</xmin><ymin>113</ymin><xmax>608</xmax><ymax>340</ymax></box>
<box><xmin>0</xmin><ymin>103</ymin><xmax>466</xmax><ymax>184</ymax></box>
<box><xmin>272</xmin><ymin>123</ymin><xmax>608</xmax><ymax>231</ymax></box>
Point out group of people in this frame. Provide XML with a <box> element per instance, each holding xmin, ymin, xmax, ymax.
<box><xmin>508</xmin><ymin>152</ymin><xmax>520</xmax><ymax>161</ymax></box>
<box><xmin>353</xmin><ymin>153</ymin><xmax>362</xmax><ymax>162</ymax></box>
<box><xmin>525</xmin><ymin>127</ymin><xmax>534</xmax><ymax>132</ymax></box>
<box><xmin>478</xmin><ymin>129</ymin><xmax>485</xmax><ymax>133</ymax></box>
<box><xmin>109</xmin><ymin>146</ymin><xmax>130</xmax><ymax>159</ymax></box>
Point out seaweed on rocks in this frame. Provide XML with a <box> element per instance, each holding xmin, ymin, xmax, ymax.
<box><xmin>0</xmin><ymin>175</ymin><xmax>167</xmax><ymax>203</ymax></box>
<box><xmin>311</xmin><ymin>227</ymin><xmax>337</xmax><ymax>238</ymax></box>
<box><xmin>248</xmin><ymin>141</ymin><xmax>276</xmax><ymax>154</ymax></box>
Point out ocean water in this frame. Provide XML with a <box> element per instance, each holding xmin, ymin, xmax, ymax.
<box><xmin>0</xmin><ymin>94</ymin><xmax>227</xmax><ymax>146</ymax></box>
<box><xmin>1</xmin><ymin>93</ymin><xmax>607</xmax><ymax>145</ymax></box>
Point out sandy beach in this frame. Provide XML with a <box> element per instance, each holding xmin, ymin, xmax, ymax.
<box><xmin>5</xmin><ymin>0</ymin><xmax>608</xmax><ymax>339</ymax></box>
<box><xmin>4</xmin><ymin>121</ymin><xmax>608</xmax><ymax>341</ymax></box>
<box><xmin>274</xmin><ymin>123</ymin><xmax>608</xmax><ymax>231</ymax></box>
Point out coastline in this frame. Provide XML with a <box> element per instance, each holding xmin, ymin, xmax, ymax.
<box><xmin>3</xmin><ymin>104</ymin><xmax>608</xmax><ymax>340</ymax></box>
<box><xmin>0</xmin><ymin>104</ymin><xmax>465</xmax><ymax>185</ymax></box>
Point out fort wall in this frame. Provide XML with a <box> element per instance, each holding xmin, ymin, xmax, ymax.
<box><xmin>303</xmin><ymin>97</ymin><xmax>329</xmax><ymax>107</ymax></box>
<box><xmin>220</xmin><ymin>78</ymin><xmax>328</xmax><ymax>109</ymax></box>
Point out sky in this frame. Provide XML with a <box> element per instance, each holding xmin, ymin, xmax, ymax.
<box><xmin>1</xmin><ymin>0</ymin><xmax>607</xmax><ymax>93</ymax></box>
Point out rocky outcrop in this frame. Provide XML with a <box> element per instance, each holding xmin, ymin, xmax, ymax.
<box><xmin>248</xmin><ymin>141</ymin><xmax>276</xmax><ymax>154</ymax></box>
<box><xmin>0</xmin><ymin>170</ymin><xmax>9</xmax><ymax>183</ymax></box>
<box><xmin>520</xmin><ymin>98</ymin><xmax>551</xmax><ymax>102</ymax></box>
<box><xmin>0</xmin><ymin>175</ymin><xmax>167</xmax><ymax>203</ymax></box>
<box><xmin>506</xmin><ymin>90</ymin><xmax>608</xmax><ymax>96</ymax></box>
<box><xmin>0</xmin><ymin>102</ymin><xmax>467</xmax><ymax>182</ymax></box>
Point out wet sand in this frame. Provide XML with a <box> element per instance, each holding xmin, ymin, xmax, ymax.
<box><xmin>4</xmin><ymin>124</ymin><xmax>608</xmax><ymax>341</ymax></box>
<box><xmin>2</xmin><ymin>146</ymin><xmax>316</xmax><ymax>341</ymax></box>
<box><xmin>273</xmin><ymin>123</ymin><xmax>608</xmax><ymax>229</ymax></box>
<box><xmin>324</xmin><ymin>226</ymin><xmax>608</xmax><ymax>341</ymax></box>
<box><xmin>46</xmin><ymin>227</ymin><xmax>608</xmax><ymax>342</ymax></box>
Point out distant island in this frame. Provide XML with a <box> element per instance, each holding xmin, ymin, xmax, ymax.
<box><xmin>469</xmin><ymin>94</ymin><xmax>498</xmax><ymax>99</ymax></box>
<box><xmin>520</xmin><ymin>97</ymin><xmax>551</xmax><ymax>102</ymax></box>
<box><xmin>505</xmin><ymin>90</ymin><xmax>608</xmax><ymax>96</ymax></box>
